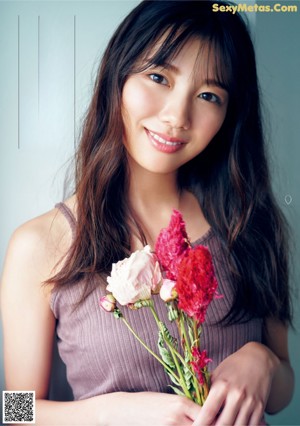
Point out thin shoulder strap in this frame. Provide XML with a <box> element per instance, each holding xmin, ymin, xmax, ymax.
<box><xmin>55</xmin><ymin>202</ymin><xmax>76</xmax><ymax>239</ymax></box>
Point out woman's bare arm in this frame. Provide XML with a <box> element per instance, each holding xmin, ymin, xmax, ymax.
<box><xmin>263</xmin><ymin>318</ymin><xmax>295</xmax><ymax>414</ymax></box>
<box><xmin>0</xmin><ymin>214</ymin><xmax>105</xmax><ymax>425</ymax></box>
<box><xmin>0</xmin><ymin>213</ymin><xmax>201</xmax><ymax>426</ymax></box>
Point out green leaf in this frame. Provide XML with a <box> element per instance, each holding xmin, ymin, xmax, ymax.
<box><xmin>169</xmin><ymin>385</ymin><xmax>186</xmax><ymax>397</ymax></box>
<box><xmin>166</xmin><ymin>370</ymin><xmax>180</xmax><ymax>386</ymax></box>
<box><xmin>182</xmin><ymin>351</ymin><xmax>195</xmax><ymax>391</ymax></box>
<box><xmin>158</xmin><ymin>345</ymin><xmax>176</xmax><ymax>368</ymax></box>
<box><xmin>183</xmin><ymin>364</ymin><xmax>193</xmax><ymax>390</ymax></box>
<box><xmin>197</xmin><ymin>325</ymin><xmax>202</xmax><ymax>338</ymax></box>
<box><xmin>188</xmin><ymin>324</ymin><xmax>194</xmax><ymax>346</ymax></box>
<box><xmin>160</xmin><ymin>322</ymin><xmax>178</xmax><ymax>348</ymax></box>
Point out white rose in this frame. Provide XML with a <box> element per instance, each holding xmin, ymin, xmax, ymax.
<box><xmin>106</xmin><ymin>246</ymin><xmax>162</xmax><ymax>305</ymax></box>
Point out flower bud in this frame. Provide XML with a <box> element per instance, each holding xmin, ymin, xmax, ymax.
<box><xmin>99</xmin><ymin>294</ymin><xmax>116</xmax><ymax>312</ymax></box>
<box><xmin>160</xmin><ymin>279</ymin><xmax>177</xmax><ymax>302</ymax></box>
<box><xmin>127</xmin><ymin>303</ymin><xmax>138</xmax><ymax>310</ymax></box>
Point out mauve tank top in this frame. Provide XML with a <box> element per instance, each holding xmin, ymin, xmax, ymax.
<box><xmin>50</xmin><ymin>202</ymin><xmax>263</xmax><ymax>401</ymax></box>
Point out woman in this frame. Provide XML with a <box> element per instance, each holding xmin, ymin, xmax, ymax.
<box><xmin>1</xmin><ymin>1</ymin><xmax>294</xmax><ymax>425</ymax></box>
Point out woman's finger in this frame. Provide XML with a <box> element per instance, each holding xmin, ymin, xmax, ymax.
<box><xmin>230</xmin><ymin>394</ymin><xmax>264</xmax><ymax>426</ymax></box>
<box><xmin>192</xmin><ymin>382</ymin><xmax>227</xmax><ymax>425</ymax></box>
<box><xmin>248</xmin><ymin>399</ymin><xmax>265</xmax><ymax>426</ymax></box>
<box><xmin>214</xmin><ymin>388</ymin><xmax>245</xmax><ymax>426</ymax></box>
<box><xmin>229</xmin><ymin>397</ymin><xmax>253</xmax><ymax>426</ymax></box>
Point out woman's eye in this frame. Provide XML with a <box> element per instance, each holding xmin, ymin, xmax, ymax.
<box><xmin>149</xmin><ymin>73</ymin><xmax>168</xmax><ymax>85</ymax></box>
<box><xmin>199</xmin><ymin>92</ymin><xmax>221</xmax><ymax>104</ymax></box>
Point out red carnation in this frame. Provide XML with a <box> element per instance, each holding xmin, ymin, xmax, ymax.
<box><xmin>176</xmin><ymin>245</ymin><xmax>218</xmax><ymax>323</ymax></box>
<box><xmin>155</xmin><ymin>210</ymin><xmax>190</xmax><ymax>280</ymax></box>
<box><xmin>190</xmin><ymin>348</ymin><xmax>212</xmax><ymax>385</ymax></box>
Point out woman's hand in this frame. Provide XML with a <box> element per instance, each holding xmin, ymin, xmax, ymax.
<box><xmin>193</xmin><ymin>342</ymin><xmax>279</xmax><ymax>426</ymax></box>
<box><xmin>99</xmin><ymin>392</ymin><xmax>201</xmax><ymax>426</ymax></box>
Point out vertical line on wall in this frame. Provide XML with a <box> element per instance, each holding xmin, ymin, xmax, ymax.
<box><xmin>74</xmin><ymin>15</ymin><xmax>76</xmax><ymax>146</ymax></box>
<box><xmin>18</xmin><ymin>15</ymin><xmax>20</xmax><ymax>149</ymax></box>
<box><xmin>38</xmin><ymin>15</ymin><xmax>40</xmax><ymax>120</ymax></box>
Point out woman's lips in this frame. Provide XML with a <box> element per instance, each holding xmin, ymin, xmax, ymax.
<box><xmin>146</xmin><ymin>129</ymin><xmax>186</xmax><ymax>153</ymax></box>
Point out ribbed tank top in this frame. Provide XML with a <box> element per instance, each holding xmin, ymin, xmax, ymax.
<box><xmin>51</xmin><ymin>202</ymin><xmax>263</xmax><ymax>402</ymax></box>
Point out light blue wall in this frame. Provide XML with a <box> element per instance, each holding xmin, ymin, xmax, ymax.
<box><xmin>0</xmin><ymin>1</ymin><xmax>299</xmax><ymax>425</ymax></box>
<box><xmin>0</xmin><ymin>0</ymin><xmax>140</xmax><ymax>421</ymax></box>
<box><xmin>254</xmin><ymin>5</ymin><xmax>300</xmax><ymax>425</ymax></box>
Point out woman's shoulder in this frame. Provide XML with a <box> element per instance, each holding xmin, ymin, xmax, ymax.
<box><xmin>4</xmin><ymin>196</ymin><xmax>77</xmax><ymax>288</ymax></box>
<box><xmin>14</xmin><ymin>196</ymin><xmax>75</xmax><ymax>246</ymax></box>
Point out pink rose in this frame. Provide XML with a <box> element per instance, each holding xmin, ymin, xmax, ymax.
<box><xmin>160</xmin><ymin>279</ymin><xmax>177</xmax><ymax>302</ymax></box>
<box><xmin>106</xmin><ymin>245</ymin><xmax>162</xmax><ymax>306</ymax></box>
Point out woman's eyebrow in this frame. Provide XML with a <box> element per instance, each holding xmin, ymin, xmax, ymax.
<box><xmin>161</xmin><ymin>63</ymin><xmax>180</xmax><ymax>74</ymax></box>
<box><xmin>204</xmin><ymin>78</ymin><xmax>228</xmax><ymax>90</ymax></box>
<box><xmin>148</xmin><ymin>62</ymin><xmax>228</xmax><ymax>91</ymax></box>
<box><xmin>148</xmin><ymin>61</ymin><xmax>180</xmax><ymax>74</ymax></box>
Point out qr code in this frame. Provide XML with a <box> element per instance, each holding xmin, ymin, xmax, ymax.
<box><xmin>2</xmin><ymin>391</ymin><xmax>35</xmax><ymax>424</ymax></box>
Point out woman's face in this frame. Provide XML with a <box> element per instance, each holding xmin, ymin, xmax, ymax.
<box><xmin>121</xmin><ymin>38</ymin><xmax>229</xmax><ymax>176</ymax></box>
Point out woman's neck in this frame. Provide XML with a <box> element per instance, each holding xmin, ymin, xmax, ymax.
<box><xmin>127</xmin><ymin>164</ymin><xmax>183</xmax><ymax>246</ymax></box>
<box><xmin>126</xmin><ymin>159</ymin><xmax>210</xmax><ymax>249</ymax></box>
<box><xmin>128</xmin><ymin>167</ymin><xmax>181</xmax><ymax>219</ymax></box>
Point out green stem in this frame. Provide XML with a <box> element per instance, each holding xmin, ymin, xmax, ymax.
<box><xmin>120</xmin><ymin>317</ymin><xmax>180</xmax><ymax>383</ymax></box>
<box><xmin>149</xmin><ymin>306</ymin><xmax>192</xmax><ymax>399</ymax></box>
<box><xmin>185</xmin><ymin>317</ymin><xmax>200</xmax><ymax>404</ymax></box>
<box><xmin>177</xmin><ymin>313</ymin><xmax>203</xmax><ymax>405</ymax></box>
<box><xmin>150</xmin><ymin>306</ymin><xmax>186</xmax><ymax>365</ymax></box>
<box><xmin>192</xmin><ymin>369</ymin><xmax>201</xmax><ymax>405</ymax></box>
<box><xmin>180</xmin><ymin>313</ymin><xmax>201</xmax><ymax>405</ymax></box>
<box><xmin>192</xmin><ymin>318</ymin><xmax>203</xmax><ymax>405</ymax></box>
<box><xmin>180</xmin><ymin>311</ymin><xmax>191</xmax><ymax>354</ymax></box>
<box><xmin>193</xmin><ymin>319</ymin><xmax>200</xmax><ymax>348</ymax></box>
<box><xmin>168</xmin><ymin>336</ymin><xmax>192</xmax><ymax>399</ymax></box>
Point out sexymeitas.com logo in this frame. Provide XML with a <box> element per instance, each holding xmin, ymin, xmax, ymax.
<box><xmin>212</xmin><ymin>3</ymin><xmax>298</xmax><ymax>14</ymax></box>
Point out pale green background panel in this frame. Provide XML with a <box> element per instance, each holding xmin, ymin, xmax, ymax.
<box><xmin>0</xmin><ymin>1</ymin><xmax>299</xmax><ymax>425</ymax></box>
<box><xmin>254</xmin><ymin>4</ymin><xmax>300</xmax><ymax>425</ymax></box>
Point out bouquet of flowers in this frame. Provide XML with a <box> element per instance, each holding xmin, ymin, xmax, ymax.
<box><xmin>99</xmin><ymin>210</ymin><xmax>219</xmax><ymax>405</ymax></box>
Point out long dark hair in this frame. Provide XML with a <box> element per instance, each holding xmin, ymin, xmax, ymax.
<box><xmin>49</xmin><ymin>0</ymin><xmax>292</xmax><ymax>325</ymax></box>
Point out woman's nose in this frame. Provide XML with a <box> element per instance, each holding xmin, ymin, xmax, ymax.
<box><xmin>158</xmin><ymin>91</ymin><xmax>191</xmax><ymax>130</ymax></box>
